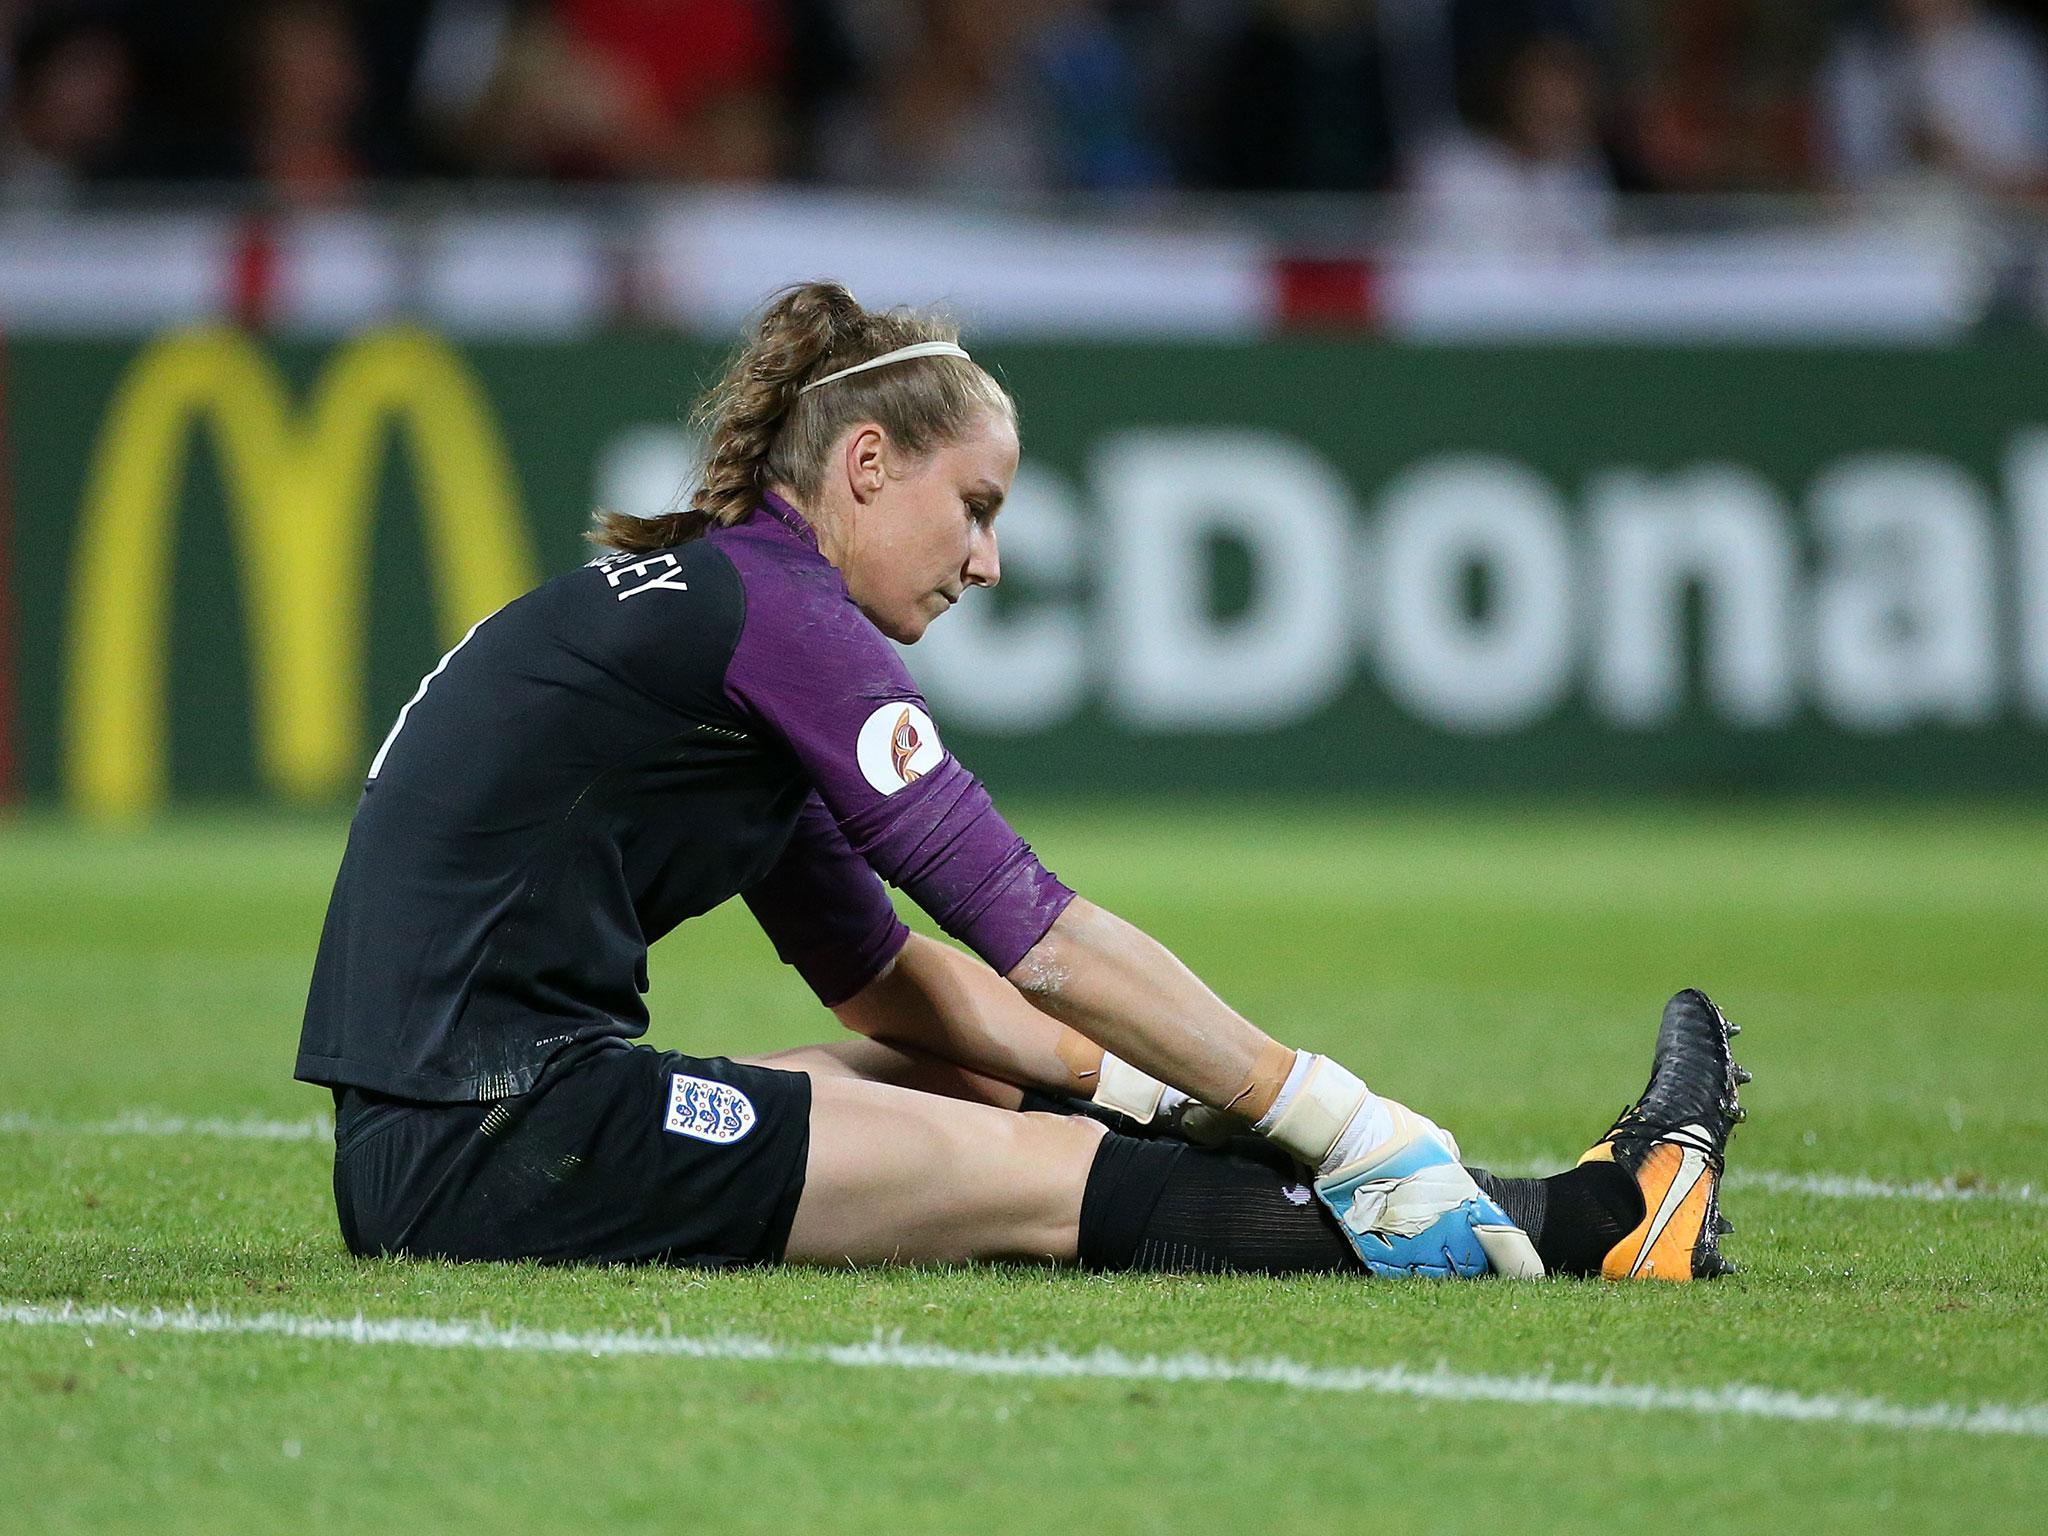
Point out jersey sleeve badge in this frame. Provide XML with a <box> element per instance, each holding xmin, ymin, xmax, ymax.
<box><xmin>856</xmin><ymin>702</ymin><xmax>943</xmax><ymax>795</ymax></box>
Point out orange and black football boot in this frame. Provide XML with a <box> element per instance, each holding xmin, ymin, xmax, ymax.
<box><xmin>1580</xmin><ymin>989</ymin><xmax>1750</xmax><ymax>1280</ymax></box>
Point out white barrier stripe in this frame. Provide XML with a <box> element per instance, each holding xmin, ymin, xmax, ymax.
<box><xmin>3</xmin><ymin>1301</ymin><xmax>2043</xmax><ymax>1439</ymax></box>
<box><xmin>2</xmin><ymin>1113</ymin><xmax>2040</xmax><ymax>1208</ymax></box>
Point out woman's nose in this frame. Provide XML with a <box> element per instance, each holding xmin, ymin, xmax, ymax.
<box><xmin>966</xmin><ymin>526</ymin><xmax>1000</xmax><ymax>589</ymax></box>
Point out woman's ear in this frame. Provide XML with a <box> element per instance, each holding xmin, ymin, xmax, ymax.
<box><xmin>845</xmin><ymin>425</ymin><xmax>889</xmax><ymax>504</ymax></box>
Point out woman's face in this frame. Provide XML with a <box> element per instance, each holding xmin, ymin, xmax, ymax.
<box><xmin>835</xmin><ymin>410</ymin><xmax>1018</xmax><ymax>644</ymax></box>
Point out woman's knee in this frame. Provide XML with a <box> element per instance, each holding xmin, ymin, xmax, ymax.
<box><xmin>788</xmin><ymin>1080</ymin><xmax>1107</xmax><ymax>1264</ymax></box>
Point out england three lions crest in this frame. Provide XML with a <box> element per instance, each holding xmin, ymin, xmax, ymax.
<box><xmin>663</xmin><ymin>1073</ymin><xmax>757</xmax><ymax>1144</ymax></box>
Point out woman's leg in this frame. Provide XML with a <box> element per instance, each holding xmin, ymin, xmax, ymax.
<box><xmin>781</xmin><ymin>1073</ymin><xmax>1366</xmax><ymax>1274</ymax></box>
<box><xmin>742</xmin><ymin>1036</ymin><xmax>1024</xmax><ymax>1108</ymax></box>
<box><xmin>781</xmin><ymin>1075</ymin><xmax>1106</xmax><ymax>1264</ymax></box>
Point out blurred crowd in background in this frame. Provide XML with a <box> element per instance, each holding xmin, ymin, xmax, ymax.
<box><xmin>4</xmin><ymin>0</ymin><xmax>2048</xmax><ymax>229</ymax></box>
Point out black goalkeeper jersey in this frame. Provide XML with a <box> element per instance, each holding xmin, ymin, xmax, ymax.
<box><xmin>296</xmin><ymin>497</ymin><xmax>1072</xmax><ymax>1103</ymax></box>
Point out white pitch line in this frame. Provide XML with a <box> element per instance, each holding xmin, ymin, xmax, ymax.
<box><xmin>1487</xmin><ymin>1159</ymin><xmax>2045</xmax><ymax>1209</ymax></box>
<box><xmin>2</xmin><ymin>1112</ymin><xmax>2042</xmax><ymax>1208</ymax></box>
<box><xmin>3</xmin><ymin>1301</ymin><xmax>2043</xmax><ymax>1440</ymax></box>
<box><xmin>0</xmin><ymin>1111</ymin><xmax>334</xmax><ymax>1142</ymax></box>
<box><xmin>1726</xmin><ymin>1168</ymin><xmax>2046</xmax><ymax>1207</ymax></box>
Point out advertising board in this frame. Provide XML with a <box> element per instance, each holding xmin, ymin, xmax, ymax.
<box><xmin>6</xmin><ymin>330</ymin><xmax>2044</xmax><ymax>812</ymax></box>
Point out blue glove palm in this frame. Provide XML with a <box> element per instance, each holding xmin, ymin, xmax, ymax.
<box><xmin>1313</xmin><ymin>1105</ymin><xmax>1543</xmax><ymax>1279</ymax></box>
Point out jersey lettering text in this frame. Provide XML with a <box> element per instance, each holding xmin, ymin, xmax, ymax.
<box><xmin>603</xmin><ymin>553</ymin><xmax>692</xmax><ymax>601</ymax></box>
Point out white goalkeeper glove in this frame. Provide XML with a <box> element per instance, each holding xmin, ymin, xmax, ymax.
<box><xmin>1254</xmin><ymin>1051</ymin><xmax>1544</xmax><ymax>1279</ymax></box>
<box><xmin>1090</xmin><ymin>1053</ymin><xmax>1235</xmax><ymax>1146</ymax></box>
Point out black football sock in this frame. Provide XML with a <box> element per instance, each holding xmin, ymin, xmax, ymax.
<box><xmin>1018</xmin><ymin>1088</ymin><xmax>1159</xmax><ymax>1137</ymax></box>
<box><xmin>1021</xmin><ymin>1088</ymin><xmax>1239</xmax><ymax>1144</ymax></box>
<box><xmin>1467</xmin><ymin>1162</ymin><xmax>1646</xmax><ymax>1276</ymax></box>
<box><xmin>1017</xmin><ymin>1088</ymin><xmax>1082</xmax><ymax>1117</ymax></box>
<box><xmin>1077</xmin><ymin>1133</ymin><xmax>1357</xmax><ymax>1274</ymax></box>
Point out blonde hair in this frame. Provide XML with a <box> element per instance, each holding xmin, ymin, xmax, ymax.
<box><xmin>590</xmin><ymin>282</ymin><xmax>1014</xmax><ymax>553</ymax></box>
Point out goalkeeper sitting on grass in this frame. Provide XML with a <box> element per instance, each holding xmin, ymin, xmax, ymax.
<box><xmin>297</xmin><ymin>282</ymin><xmax>1747</xmax><ymax>1282</ymax></box>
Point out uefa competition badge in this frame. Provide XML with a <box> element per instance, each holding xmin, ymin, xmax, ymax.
<box><xmin>856</xmin><ymin>702</ymin><xmax>943</xmax><ymax>794</ymax></box>
<box><xmin>663</xmin><ymin>1074</ymin><xmax>758</xmax><ymax>1144</ymax></box>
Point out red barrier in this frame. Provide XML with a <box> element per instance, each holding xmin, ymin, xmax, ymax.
<box><xmin>1272</xmin><ymin>257</ymin><xmax>1378</xmax><ymax>332</ymax></box>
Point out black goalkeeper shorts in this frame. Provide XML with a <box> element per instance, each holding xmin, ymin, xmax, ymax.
<box><xmin>330</xmin><ymin>1040</ymin><xmax>812</xmax><ymax>1266</ymax></box>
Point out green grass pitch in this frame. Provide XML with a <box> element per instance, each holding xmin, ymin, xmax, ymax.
<box><xmin>3</xmin><ymin>803</ymin><xmax>2045</xmax><ymax>1533</ymax></box>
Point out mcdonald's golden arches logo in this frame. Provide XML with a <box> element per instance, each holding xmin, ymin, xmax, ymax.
<box><xmin>64</xmin><ymin>326</ymin><xmax>539</xmax><ymax>820</ymax></box>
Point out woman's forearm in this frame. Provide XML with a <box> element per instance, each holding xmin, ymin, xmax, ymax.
<box><xmin>833</xmin><ymin>931</ymin><xmax>1107</xmax><ymax>1096</ymax></box>
<box><xmin>1005</xmin><ymin>897</ymin><xmax>1295</xmax><ymax>1120</ymax></box>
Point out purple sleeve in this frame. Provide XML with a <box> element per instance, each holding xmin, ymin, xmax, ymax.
<box><xmin>721</xmin><ymin>540</ymin><xmax>1074</xmax><ymax>976</ymax></box>
<box><xmin>743</xmin><ymin>793</ymin><xmax>910</xmax><ymax>1006</ymax></box>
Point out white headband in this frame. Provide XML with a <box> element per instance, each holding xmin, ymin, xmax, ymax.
<box><xmin>800</xmin><ymin>340</ymin><xmax>972</xmax><ymax>393</ymax></box>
